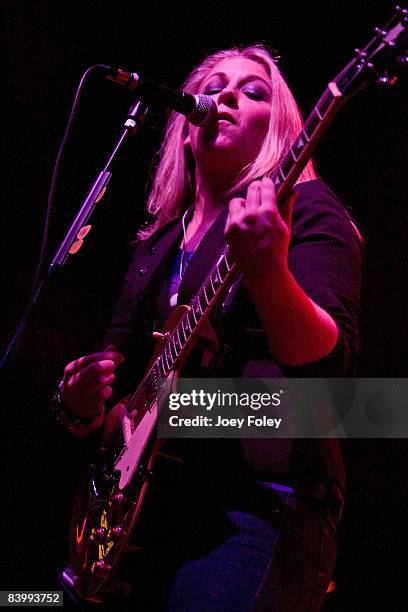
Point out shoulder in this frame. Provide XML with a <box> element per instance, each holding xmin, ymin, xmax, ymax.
<box><xmin>293</xmin><ymin>179</ymin><xmax>351</xmax><ymax>222</ymax></box>
<box><xmin>291</xmin><ymin>179</ymin><xmax>362</xmax><ymax>248</ymax></box>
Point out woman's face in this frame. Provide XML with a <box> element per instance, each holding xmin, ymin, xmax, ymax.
<box><xmin>188</xmin><ymin>56</ymin><xmax>272</xmax><ymax>179</ymax></box>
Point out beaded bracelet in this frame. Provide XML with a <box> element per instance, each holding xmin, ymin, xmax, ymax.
<box><xmin>51</xmin><ymin>381</ymin><xmax>104</xmax><ymax>431</ymax></box>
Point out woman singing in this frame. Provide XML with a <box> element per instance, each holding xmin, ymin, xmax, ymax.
<box><xmin>56</xmin><ymin>45</ymin><xmax>361</xmax><ymax>610</ymax></box>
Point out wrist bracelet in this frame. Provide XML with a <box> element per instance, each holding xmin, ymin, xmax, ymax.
<box><xmin>51</xmin><ymin>381</ymin><xmax>104</xmax><ymax>431</ymax></box>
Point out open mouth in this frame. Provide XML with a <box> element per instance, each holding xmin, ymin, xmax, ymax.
<box><xmin>217</xmin><ymin>113</ymin><xmax>236</xmax><ymax>123</ymax></box>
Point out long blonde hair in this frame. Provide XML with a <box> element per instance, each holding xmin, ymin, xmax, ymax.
<box><xmin>139</xmin><ymin>44</ymin><xmax>316</xmax><ymax>239</ymax></box>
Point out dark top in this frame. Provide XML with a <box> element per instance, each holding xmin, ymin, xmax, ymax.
<box><xmin>103</xmin><ymin>180</ymin><xmax>362</xmax><ymax>495</ymax></box>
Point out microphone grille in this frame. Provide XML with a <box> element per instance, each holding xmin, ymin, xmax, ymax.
<box><xmin>188</xmin><ymin>94</ymin><xmax>217</xmax><ymax>126</ymax></box>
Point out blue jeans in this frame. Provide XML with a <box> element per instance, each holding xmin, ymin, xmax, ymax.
<box><xmin>87</xmin><ymin>480</ymin><xmax>339</xmax><ymax>611</ymax></box>
<box><xmin>164</xmin><ymin>483</ymin><xmax>339</xmax><ymax>612</ymax></box>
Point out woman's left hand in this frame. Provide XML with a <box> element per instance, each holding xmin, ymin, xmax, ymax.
<box><xmin>225</xmin><ymin>176</ymin><xmax>297</xmax><ymax>279</ymax></box>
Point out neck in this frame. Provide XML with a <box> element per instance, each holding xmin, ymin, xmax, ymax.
<box><xmin>181</xmin><ymin>170</ymin><xmax>226</xmax><ymax>251</ymax></box>
<box><xmin>192</xmin><ymin>165</ymin><xmax>234</xmax><ymax>224</ymax></box>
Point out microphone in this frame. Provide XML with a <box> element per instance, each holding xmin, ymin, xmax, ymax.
<box><xmin>100</xmin><ymin>65</ymin><xmax>217</xmax><ymax>126</ymax></box>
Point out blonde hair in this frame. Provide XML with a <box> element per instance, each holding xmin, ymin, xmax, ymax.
<box><xmin>139</xmin><ymin>44</ymin><xmax>316</xmax><ymax>239</ymax></box>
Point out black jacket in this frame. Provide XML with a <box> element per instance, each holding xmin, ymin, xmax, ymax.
<box><xmin>103</xmin><ymin>180</ymin><xmax>362</xmax><ymax>493</ymax></box>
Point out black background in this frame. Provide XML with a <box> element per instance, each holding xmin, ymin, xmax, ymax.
<box><xmin>2</xmin><ymin>1</ymin><xmax>407</xmax><ymax>609</ymax></box>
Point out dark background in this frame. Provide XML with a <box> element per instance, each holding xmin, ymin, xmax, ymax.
<box><xmin>2</xmin><ymin>1</ymin><xmax>407</xmax><ymax>609</ymax></box>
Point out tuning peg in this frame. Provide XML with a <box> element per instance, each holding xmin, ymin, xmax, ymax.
<box><xmin>376</xmin><ymin>72</ymin><xmax>398</xmax><ymax>86</ymax></box>
<box><xmin>395</xmin><ymin>6</ymin><xmax>408</xmax><ymax>18</ymax></box>
<box><xmin>374</xmin><ymin>27</ymin><xmax>387</xmax><ymax>37</ymax></box>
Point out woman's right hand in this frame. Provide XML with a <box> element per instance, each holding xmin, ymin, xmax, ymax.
<box><xmin>61</xmin><ymin>346</ymin><xmax>124</xmax><ymax>419</ymax></box>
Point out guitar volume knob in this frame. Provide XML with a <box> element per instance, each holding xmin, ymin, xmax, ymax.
<box><xmin>93</xmin><ymin>527</ymin><xmax>107</xmax><ymax>543</ymax></box>
<box><xmin>110</xmin><ymin>525</ymin><xmax>123</xmax><ymax>539</ymax></box>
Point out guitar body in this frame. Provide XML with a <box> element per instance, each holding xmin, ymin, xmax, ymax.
<box><xmin>65</xmin><ymin>429</ymin><xmax>160</xmax><ymax>603</ymax></box>
<box><xmin>62</xmin><ymin>306</ymin><xmax>194</xmax><ymax>603</ymax></box>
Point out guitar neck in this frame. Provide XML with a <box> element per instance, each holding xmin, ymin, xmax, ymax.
<box><xmin>273</xmin><ymin>81</ymin><xmax>345</xmax><ymax>199</ymax></box>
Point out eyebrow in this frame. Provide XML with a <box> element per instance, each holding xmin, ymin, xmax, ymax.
<box><xmin>204</xmin><ymin>71</ymin><xmax>271</xmax><ymax>90</ymax></box>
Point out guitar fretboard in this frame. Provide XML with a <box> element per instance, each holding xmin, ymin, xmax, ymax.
<box><xmin>141</xmin><ymin>248</ymin><xmax>236</xmax><ymax>399</ymax></box>
<box><xmin>273</xmin><ymin>83</ymin><xmax>343</xmax><ymax>199</ymax></box>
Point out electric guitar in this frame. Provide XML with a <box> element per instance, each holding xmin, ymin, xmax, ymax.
<box><xmin>61</xmin><ymin>8</ymin><xmax>407</xmax><ymax>603</ymax></box>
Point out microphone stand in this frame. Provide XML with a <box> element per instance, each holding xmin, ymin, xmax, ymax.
<box><xmin>1</xmin><ymin>98</ymin><xmax>149</xmax><ymax>372</ymax></box>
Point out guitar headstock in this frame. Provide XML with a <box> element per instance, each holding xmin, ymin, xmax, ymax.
<box><xmin>334</xmin><ymin>6</ymin><xmax>407</xmax><ymax>95</ymax></box>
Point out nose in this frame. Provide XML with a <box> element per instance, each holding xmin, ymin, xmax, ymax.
<box><xmin>217</xmin><ymin>86</ymin><xmax>238</xmax><ymax>108</ymax></box>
